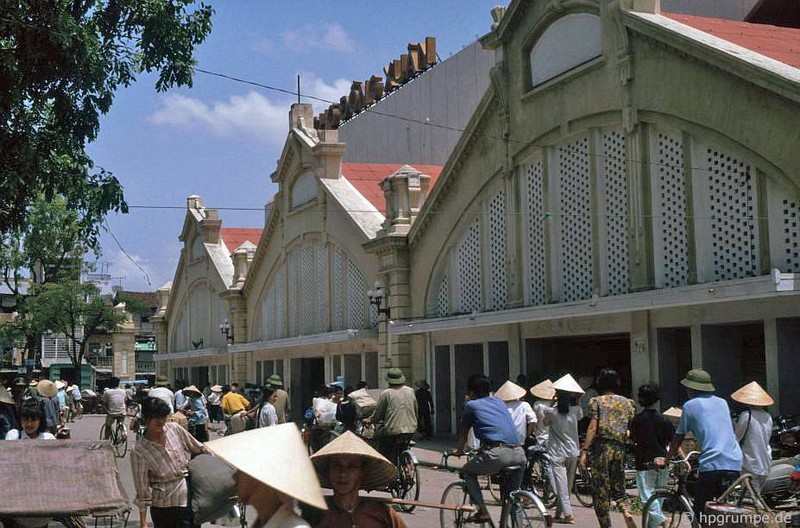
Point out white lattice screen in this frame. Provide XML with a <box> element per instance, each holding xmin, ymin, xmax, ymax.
<box><xmin>780</xmin><ymin>198</ymin><xmax>800</xmax><ymax>272</ymax></box>
<box><xmin>558</xmin><ymin>137</ymin><xmax>594</xmax><ymax>302</ymax></box>
<box><xmin>602</xmin><ymin>129</ymin><xmax>630</xmax><ymax>295</ymax></box>
<box><xmin>332</xmin><ymin>247</ymin><xmax>345</xmax><ymax>330</ymax></box>
<box><xmin>274</xmin><ymin>266</ymin><xmax>286</xmax><ymax>339</ymax></box>
<box><xmin>287</xmin><ymin>251</ymin><xmax>299</xmax><ymax>336</ymax></box>
<box><xmin>347</xmin><ymin>260</ymin><xmax>367</xmax><ymax>329</ymax></box>
<box><xmin>456</xmin><ymin>218</ymin><xmax>482</xmax><ymax>313</ymax></box>
<box><xmin>523</xmin><ymin>160</ymin><xmax>547</xmax><ymax>305</ymax></box>
<box><xmin>436</xmin><ymin>273</ymin><xmax>449</xmax><ymax>317</ymax></box>
<box><xmin>487</xmin><ymin>187</ymin><xmax>507</xmax><ymax>311</ymax></box>
<box><xmin>301</xmin><ymin>245</ymin><xmax>315</xmax><ymax>335</ymax></box>
<box><xmin>262</xmin><ymin>286</ymin><xmax>275</xmax><ymax>340</ymax></box>
<box><xmin>316</xmin><ymin>243</ymin><xmax>329</xmax><ymax>333</ymax></box>
<box><xmin>705</xmin><ymin>149</ymin><xmax>758</xmax><ymax>280</ymax></box>
<box><xmin>654</xmin><ymin>131</ymin><xmax>689</xmax><ymax>287</ymax></box>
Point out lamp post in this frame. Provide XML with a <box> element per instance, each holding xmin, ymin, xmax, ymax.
<box><xmin>219</xmin><ymin>318</ymin><xmax>234</xmax><ymax>380</ymax></box>
<box><xmin>367</xmin><ymin>281</ymin><xmax>393</xmax><ymax>365</ymax></box>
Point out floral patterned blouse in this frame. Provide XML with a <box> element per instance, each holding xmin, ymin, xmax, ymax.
<box><xmin>589</xmin><ymin>394</ymin><xmax>636</xmax><ymax>444</ymax></box>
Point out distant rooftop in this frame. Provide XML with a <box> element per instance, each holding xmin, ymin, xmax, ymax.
<box><xmin>342</xmin><ymin>163</ymin><xmax>443</xmax><ymax>215</ymax></box>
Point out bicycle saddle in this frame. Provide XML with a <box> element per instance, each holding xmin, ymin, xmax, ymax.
<box><xmin>500</xmin><ymin>465</ymin><xmax>523</xmax><ymax>474</ymax></box>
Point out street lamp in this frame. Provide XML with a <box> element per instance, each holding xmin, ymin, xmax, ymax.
<box><xmin>219</xmin><ymin>319</ymin><xmax>234</xmax><ymax>344</ymax></box>
<box><xmin>367</xmin><ymin>281</ymin><xmax>390</xmax><ymax>320</ymax></box>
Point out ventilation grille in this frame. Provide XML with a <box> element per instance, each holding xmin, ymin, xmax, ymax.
<box><xmin>301</xmin><ymin>245</ymin><xmax>315</xmax><ymax>335</ymax></box>
<box><xmin>781</xmin><ymin>198</ymin><xmax>800</xmax><ymax>272</ymax></box>
<box><xmin>707</xmin><ymin>150</ymin><xmax>757</xmax><ymax>280</ymax></box>
<box><xmin>488</xmin><ymin>187</ymin><xmax>507</xmax><ymax>311</ymax></box>
<box><xmin>558</xmin><ymin>137</ymin><xmax>593</xmax><ymax>302</ymax></box>
<box><xmin>456</xmin><ymin>218</ymin><xmax>482</xmax><ymax>313</ymax></box>
<box><xmin>287</xmin><ymin>251</ymin><xmax>299</xmax><ymax>336</ymax></box>
<box><xmin>655</xmin><ymin>131</ymin><xmax>689</xmax><ymax>287</ymax></box>
<box><xmin>437</xmin><ymin>273</ymin><xmax>449</xmax><ymax>317</ymax></box>
<box><xmin>333</xmin><ymin>247</ymin><xmax>344</xmax><ymax>330</ymax></box>
<box><xmin>603</xmin><ymin>129</ymin><xmax>630</xmax><ymax>295</ymax></box>
<box><xmin>274</xmin><ymin>266</ymin><xmax>286</xmax><ymax>339</ymax></box>
<box><xmin>316</xmin><ymin>243</ymin><xmax>328</xmax><ymax>333</ymax></box>
<box><xmin>347</xmin><ymin>260</ymin><xmax>367</xmax><ymax>329</ymax></box>
<box><xmin>524</xmin><ymin>160</ymin><xmax>547</xmax><ymax>305</ymax></box>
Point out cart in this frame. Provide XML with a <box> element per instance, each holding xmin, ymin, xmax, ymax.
<box><xmin>0</xmin><ymin>440</ymin><xmax>130</xmax><ymax>528</ymax></box>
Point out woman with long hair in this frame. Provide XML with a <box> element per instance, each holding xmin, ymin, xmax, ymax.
<box><xmin>580</xmin><ymin>368</ymin><xmax>636</xmax><ymax>528</ymax></box>
<box><xmin>543</xmin><ymin>375</ymin><xmax>584</xmax><ymax>524</ymax></box>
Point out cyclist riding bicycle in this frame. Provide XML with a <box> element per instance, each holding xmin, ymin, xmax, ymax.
<box><xmin>370</xmin><ymin>368</ymin><xmax>418</xmax><ymax>466</ymax></box>
<box><xmin>452</xmin><ymin>374</ymin><xmax>526</xmax><ymax>525</ymax></box>
<box><xmin>102</xmin><ymin>377</ymin><xmax>128</xmax><ymax>440</ymax></box>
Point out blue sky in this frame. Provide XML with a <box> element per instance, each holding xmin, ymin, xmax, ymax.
<box><xmin>88</xmin><ymin>1</ymin><xmax>501</xmax><ymax>292</ymax></box>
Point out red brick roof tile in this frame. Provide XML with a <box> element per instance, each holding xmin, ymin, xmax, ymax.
<box><xmin>664</xmin><ymin>13</ymin><xmax>800</xmax><ymax>69</ymax></box>
<box><xmin>220</xmin><ymin>228</ymin><xmax>262</xmax><ymax>252</ymax></box>
<box><xmin>341</xmin><ymin>163</ymin><xmax>443</xmax><ymax>215</ymax></box>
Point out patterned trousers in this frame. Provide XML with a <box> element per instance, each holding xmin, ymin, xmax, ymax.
<box><xmin>591</xmin><ymin>441</ymin><xmax>628</xmax><ymax>528</ymax></box>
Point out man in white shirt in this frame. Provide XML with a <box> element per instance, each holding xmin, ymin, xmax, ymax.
<box><xmin>149</xmin><ymin>376</ymin><xmax>175</xmax><ymax>413</ymax></box>
<box><xmin>495</xmin><ymin>380</ymin><xmax>537</xmax><ymax>445</ymax></box>
<box><xmin>102</xmin><ymin>377</ymin><xmax>128</xmax><ymax>439</ymax></box>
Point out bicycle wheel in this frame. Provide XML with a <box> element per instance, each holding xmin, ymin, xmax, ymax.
<box><xmin>507</xmin><ymin>490</ymin><xmax>549</xmax><ymax>528</ymax></box>
<box><xmin>392</xmin><ymin>451</ymin><xmax>421</xmax><ymax>512</ymax></box>
<box><xmin>527</xmin><ymin>457</ymin><xmax>556</xmax><ymax>509</ymax></box>
<box><xmin>573</xmin><ymin>466</ymin><xmax>594</xmax><ymax>508</ymax></box>
<box><xmin>641</xmin><ymin>490</ymin><xmax>697</xmax><ymax>528</ymax></box>
<box><xmin>99</xmin><ymin>423</ymin><xmax>109</xmax><ymax>440</ymax></box>
<box><xmin>114</xmin><ymin>421</ymin><xmax>128</xmax><ymax>458</ymax></box>
<box><xmin>440</xmin><ymin>481</ymin><xmax>469</xmax><ymax>528</ymax></box>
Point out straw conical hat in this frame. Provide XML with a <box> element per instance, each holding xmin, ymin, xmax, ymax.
<box><xmin>210</xmin><ymin>384</ymin><xmax>223</xmax><ymax>393</ymax></box>
<box><xmin>0</xmin><ymin>385</ymin><xmax>14</xmax><ymax>405</ymax></box>
<box><xmin>310</xmin><ymin>431</ymin><xmax>397</xmax><ymax>490</ymax></box>
<box><xmin>205</xmin><ymin>423</ymin><xmax>327</xmax><ymax>510</ymax></box>
<box><xmin>494</xmin><ymin>380</ymin><xmax>527</xmax><ymax>402</ymax></box>
<box><xmin>663</xmin><ymin>407</ymin><xmax>682</xmax><ymax>425</ymax></box>
<box><xmin>551</xmin><ymin>374</ymin><xmax>585</xmax><ymax>395</ymax></box>
<box><xmin>530</xmin><ymin>379</ymin><xmax>555</xmax><ymax>400</ymax></box>
<box><xmin>37</xmin><ymin>379</ymin><xmax>57</xmax><ymax>398</ymax></box>
<box><xmin>182</xmin><ymin>385</ymin><xmax>202</xmax><ymax>397</ymax></box>
<box><xmin>731</xmin><ymin>381</ymin><xmax>774</xmax><ymax>406</ymax></box>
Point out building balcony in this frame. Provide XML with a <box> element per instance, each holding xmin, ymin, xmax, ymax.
<box><xmin>87</xmin><ymin>356</ymin><xmax>113</xmax><ymax>369</ymax></box>
<box><xmin>135</xmin><ymin>360</ymin><xmax>156</xmax><ymax>374</ymax></box>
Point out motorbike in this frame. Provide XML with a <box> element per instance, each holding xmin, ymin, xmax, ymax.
<box><xmin>761</xmin><ymin>455</ymin><xmax>800</xmax><ymax>508</ymax></box>
<box><xmin>771</xmin><ymin>415</ymin><xmax>800</xmax><ymax>459</ymax></box>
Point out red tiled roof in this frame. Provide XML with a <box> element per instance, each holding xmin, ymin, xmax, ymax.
<box><xmin>220</xmin><ymin>228</ymin><xmax>262</xmax><ymax>252</ymax></box>
<box><xmin>341</xmin><ymin>163</ymin><xmax>444</xmax><ymax>215</ymax></box>
<box><xmin>664</xmin><ymin>12</ymin><xmax>800</xmax><ymax>69</ymax></box>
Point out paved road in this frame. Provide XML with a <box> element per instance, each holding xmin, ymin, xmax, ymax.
<box><xmin>67</xmin><ymin>415</ymin><xmax>622</xmax><ymax>527</ymax></box>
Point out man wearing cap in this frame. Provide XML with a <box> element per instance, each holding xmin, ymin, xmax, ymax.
<box><xmin>666</xmin><ymin>369</ymin><xmax>742</xmax><ymax>523</ymax></box>
<box><xmin>370</xmin><ymin>368</ymin><xmax>418</xmax><ymax>465</ymax></box>
<box><xmin>308</xmin><ymin>431</ymin><xmax>407</xmax><ymax>528</ymax></box>
<box><xmin>453</xmin><ymin>374</ymin><xmax>527</xmax><ymax>524</ymax></box>
<box><xmin>266</xmin><ymin>375</ymin><xmax>290</xmax><ymax>424</ymax></box>
<box><xmin>207</xmin><ymin>384</ymin><xmax>223</xmax><ymax>423</ymax></box>
<box><xmin>205</xmin><ymin>423</ymin><xmax>328</xmax><ymax>528</ymax></box>
<box><xmin>732</xmin><ymin>381</ymin><xmax>773</xmax><ymax>493</ymax></box>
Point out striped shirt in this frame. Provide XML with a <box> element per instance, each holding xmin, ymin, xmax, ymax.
<box><xmin>130</xmin><ymin>421</ymin><xmax>208</xmax><ymax>509</ymax></box>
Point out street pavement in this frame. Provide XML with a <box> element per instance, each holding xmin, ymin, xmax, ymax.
<box><xmin>67</xmin><ymin>415</ymin><xmax>625</xmax><ymax>527</ymax></box>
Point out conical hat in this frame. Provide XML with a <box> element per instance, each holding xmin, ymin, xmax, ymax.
<box><xmin>310</xmin><ymin>431</ymin><xmax>397</xmax><ymax>490</ymax></box>
<box><xmin>37</xmin><ymin>379</ymin><xmax>57</xmax><ymax>398</ymax></box>
<box><xmin>731</xmin><ymin>381</ymin><xmax>774</xmax><ymax>406</ymax></box>
<box><xmin>530</xmin><ymin>379</ymin><xmax>555</xmax><ymax>400</ymax></box>
<box><xmin>182</xmin><ymin>385</ymin><xmax>202</xmax><ymax>397</ymax></box>
<box><xmin>494</xmin><ymin>380</ymin><xmax>527</xmax><ymax>402</ymax></box>
<box><xmin>663</xmin><ymin>407</ymin><xmax>682</xmax><ymax>425</ymax></box>
<box><xmin>205</xmin><ymin>423</ymin><xmax>327</xmax><ymax>510</ymax></box>
<box><xmin>0</xmin><ymin>385</ymin><xmax>14</xmax><ymax>405</ymax></box>
<box><xmin>551</xmin><ymin>374</ymin><xmax>584</xmax><ymax>395</ymax></box>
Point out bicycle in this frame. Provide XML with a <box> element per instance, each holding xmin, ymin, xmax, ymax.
<box><xmin>379</xmin><ymin>434</ymin><xmax>421</xmax><ymax>512</ymax></box>
<box><xmin>640</xmin><ymin>451</ymin><xmax>700</xmax><ymax>528</ymax></box>
<box><xmin>99</xmin><ymin>415</ymin><xmax>128</xmax><ymax>458</ymax></box>
<box><xmin>524</xmin><ymin>445</ymin><xmax>557</xmax><ymax>509</ymax></box>
<box><xmin>440</xmin><ymin>451</ymin><xmax>550</xmax><ymax>528</ymax></box>
<box><xmin>572</xmin><ymin>462</ymin><xmax>595</xmax><ymax>507</ymax></box>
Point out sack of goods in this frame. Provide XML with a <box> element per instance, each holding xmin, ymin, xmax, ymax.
<box><xmin>167</xmin><ymin>411</ymin><xmax>188</xmax><ymax>430</ymax></box>
<box><xmin>348</xmin><ymin>388</ymin><xmax>381</xmax><ymax>418</ymax></box>
<box><xmin>229</xmin><ymin>410</ymin><xmax>249</xmax><ymax>434</ymax></box>
<box><xmin>188</xmin><ymin>454</ymin><xmax>238</xmax><ymax>524</ymax></box>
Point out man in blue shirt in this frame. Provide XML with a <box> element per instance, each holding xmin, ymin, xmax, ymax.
<box><xmin>452</xmin><ymin>374</ymin><xmax>526</xmax><ymax>524</ymax></box>
<box><xmin>666</xmin><ymin>369</ymin><xmax>742</xmax><ymax>524</ymax></box>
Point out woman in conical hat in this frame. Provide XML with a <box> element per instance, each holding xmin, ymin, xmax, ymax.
<box><xmin>530</xmin><ymin>379</ymin><xmax>555</xmax><ymax>449</ymax></box>
<box><xmin>732</xmin><ymin>381</ymin><xmax>773</xmax><ymax>493</ymax></box>
<box><xmin>495</xmin><ymin>380</ymin><xmax>536</xmax><ymax>446</ymax></box>
<box><xmin>206</xmin><ymin>423</ymin><xmax>327</xmax><ymax>528</ymax></box>
<box><xmin>309</xmin><ymin>431</ymin><xmax>406</xmax><ymax>528</ymax></box>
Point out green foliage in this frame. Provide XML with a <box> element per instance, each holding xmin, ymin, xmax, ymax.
<box><xmin>0</xmin><ymin>0</ymin><xmax>214</xmax><ymax>238</ymax></box>
<box><xmin>29</xmin><ymin>280</ymin><xmax>126</xmax><ymax>370</ymax></box>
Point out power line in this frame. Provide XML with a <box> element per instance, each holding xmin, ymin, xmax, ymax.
<box><xmin>103</xmin><ymin>221</ymin><xmax>152</xmax><ymax>286</ymax></box>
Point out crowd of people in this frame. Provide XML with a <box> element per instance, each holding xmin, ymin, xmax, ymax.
<box><xmin>0</xmin><ymin>365</ymin><xmax>781</xmax><ymax>528</ymax></box>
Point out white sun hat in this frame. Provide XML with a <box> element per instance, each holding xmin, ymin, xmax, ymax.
<box><xmin>205</xmin><ymin>423</ymin><xmax>327</xmax><ymax>510</ymax></box>
<box><xmin>310</xmin><ymin>431</ymin><xmax>397</xmax><ymax>490</ymax></box>
<box><xmin>494</xmin><ymin>380</ymin><xmax>527</xmax><ymax>402</ymax></box>
<box><xmin>530</xmin><ymin>379</ymin><xmax>556</xmax><ymax>401</ymax></box>
<box><xmin>551</xmin><ymin>374</ymin><xmax>585</xmax><ymax>395</ymax></box>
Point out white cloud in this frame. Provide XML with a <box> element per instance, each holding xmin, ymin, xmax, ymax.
<box><xmin>281</xmin><ymin>23</ymin><xmax>356</xmax><ymax>54</ymax></box>
<box><xmin>147</xmin><ymin>91</ymin><xmax>290</xmax><ymax>146</ymax></box>
<box><xmin>147</xmin><ymin>75</ymin><xmax>353</xmax><ymax>141</ymax></box>
<box><xmin>249</xmin><ymin>37</ymin><xmax>274</xmax><ymax>55</ymax></box>
<box><xmin>101</xmin><ymin>249</ymin><xmax>165</xmax><ymax>294</ymax></box>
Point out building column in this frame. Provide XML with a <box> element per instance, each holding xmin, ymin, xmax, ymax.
<box><xmin>629</xmin><ymin>310</ymin><xmax>652</xmax><ymax>396</ymax></box>
<box><xmin>763</xmin><ymin>317</ymin><xmax>780</xmax><ymax>410</ymax></box>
